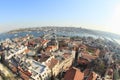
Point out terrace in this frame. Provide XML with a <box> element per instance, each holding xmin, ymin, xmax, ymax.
<box><xmin>32</xmin><ymin>61</ymin><xmax>46</xmax><ymax>73</ymax></box>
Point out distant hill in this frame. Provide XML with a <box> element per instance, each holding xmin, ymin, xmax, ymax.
<box><xmin>7</xmin><ymin>27</ymin><xmax>120</xmax><ymax>39</ymax></box>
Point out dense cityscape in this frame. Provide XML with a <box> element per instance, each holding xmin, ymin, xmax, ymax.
<box><xmin>1</xmin><ymin>0</ymin><xmax>120</xmax><ymax>80</ymax></box>
<box><xmin>0</xmin><ymin>27</ymin><xmax>120</xmax><ymax>80</ymax></box>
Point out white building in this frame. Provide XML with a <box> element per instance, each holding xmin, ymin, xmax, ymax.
<box><xmin>50</xmin><ymin>50</ymin><xmax>75</xmax><ymax>76</ymax></box>
<box><xmin>26</xmin><ymin>59</ymin><xmax>51</xmax><ymax>80</ymax></box>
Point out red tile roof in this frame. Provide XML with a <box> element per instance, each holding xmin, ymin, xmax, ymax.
<box><xmin>46</xmin><ymin>47</ymin><xmax>52</xmax><ymax>52</ymax></box>
<box><xmin>45</xmin><ymin>58</ymin><xmax>58</xmax><ymax>69</ymax></box>
<box><xmin>42</xmin><ymin>40</ymin><xmax>49</xmax><ymax>45</ymax></box>
<box><xmin>45</xmin><ymin>45</ymin><xmax>57</xmax><ymax>52</ymax></box>
<box><xmin>94</xmin><ymin>49</ymin><xmax>100</xmax><ymax>56</ymax></box>
<box><xmin>24</xmin><ymin>49</ymin><xmax>30</xmax><ymax>53</ymax></box>
<box><xmin>81</xmin><ymin>53</ymin><xmax>97</xmax><ymax>61</ymax></box>
<box><xmin>79</xmin><ymin>44</ymin><xmax>87</xmax><ymax>49</ymax></box>
<box><xmin>63</xmin><ymin>53</ymin><xmax>71</xmax><ymax>58</ymax></box>
<box><xmin>39</xmin><ymin>54</ymin><xmax>50</xmax><ymax>62</ymax></box>
<box><xmin>64</xmin><ymin>67</ymin><xmax>84</xmax><ymax>80</ymax></box>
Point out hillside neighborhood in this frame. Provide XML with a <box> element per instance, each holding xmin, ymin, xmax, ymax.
<box><xmin>0</xmin><ymin>32</ymin><xmax>120</xmax><ymax>80</ymax></box>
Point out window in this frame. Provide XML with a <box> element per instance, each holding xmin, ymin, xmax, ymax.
<box><xmin>42</xmin><ymin>74</ymin><xmax>44</xmax><ymax>78</ymax></box>
<box><xmin>37</xmin><ymin>77</ymin><xmax>39</xmax><ymax>80</ymax></box>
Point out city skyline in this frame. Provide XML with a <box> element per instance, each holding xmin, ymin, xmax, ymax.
<box><xmin>0</xmin><ymin>0</ymin><xmax>120</xmax><ymax>35</ymax></box>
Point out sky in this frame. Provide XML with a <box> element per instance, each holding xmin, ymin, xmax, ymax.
<box><xmin>0</xmin><ymin>0</ymin><xmax>120</xmax><ymax>34</ymax></box>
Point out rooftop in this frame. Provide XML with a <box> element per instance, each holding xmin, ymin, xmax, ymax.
<box><xmin>39</xmin><ymin>54</ymin><xmax>50</xmax><ymax>62</ymax></box>
<box><xmin>32</xmin><ymin>61</ymin><xmax>46</xmax><ymax>73</ymax></box>
<box><xmin>62</xmin><ymin>53</ymin><xmax>71</xmax><ymax>59</ymax></box>
<box><xmin>81</xmin><ymin>52</ymin><xmax>97</xmax><ymax>61</ymax></box>
<box><xmin>64</xmin><ymin>67</ymin><xmax>84</xmax><ymax>80</ymax></box>
<box><xmin>45</xmin><ymin>58</ymin><xmax>58</xmax><ymax>69</ymax></box>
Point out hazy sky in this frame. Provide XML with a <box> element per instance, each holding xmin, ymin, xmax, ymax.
<box><xmin>0</xmin><ymin>0</ymin><xmax>120</xmax><ymax>34</ymax></box>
